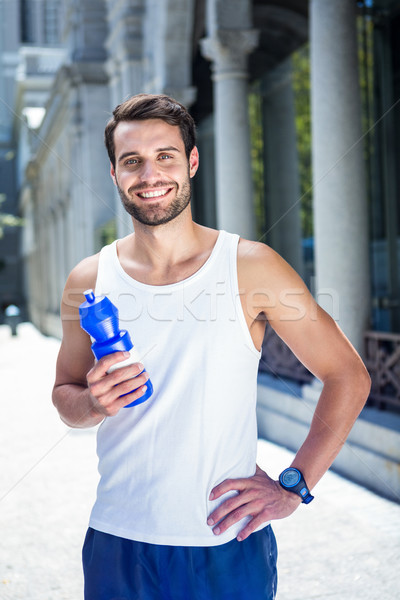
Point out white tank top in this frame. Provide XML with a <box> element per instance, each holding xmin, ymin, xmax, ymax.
<box><xmin>89</xmin><ymin>230</ymin><xmax>264</xmax><ymax>546</ymax></box>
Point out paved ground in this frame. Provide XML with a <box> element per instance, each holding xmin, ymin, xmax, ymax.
<box><xmin>0</xmin><ymin>322</ymin><xmax>399</xmax><ymax>600</ymax></box>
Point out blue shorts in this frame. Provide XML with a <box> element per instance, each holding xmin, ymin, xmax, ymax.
<box><xmin>82</xmin><ymin>525</ymin><xmax>278</xmax><ymax>600</ymax></box>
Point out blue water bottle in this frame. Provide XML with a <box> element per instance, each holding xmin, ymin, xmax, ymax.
<box><xmin>79</xmin><ymin>289</ymin><xmax>153</xmax><ymax>407</ymax></box>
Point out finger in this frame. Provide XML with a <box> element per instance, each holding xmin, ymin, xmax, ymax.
<box><xmin>88</xmin><ymin>359</ymin><xmax>145</xmax><ymax>396</ymax></box>
<box><xmin>214</xmin><ymin>495</ymin><xmax>270</xmax><ymax>538</ymax></box>
<box><xmin>104</xmin><ymin>362</ymin><xmax>145</xmax><ymax>387</ymax></box>
<box><xmin>87</xmin><ymin>352</ymin><xmax>130</xmax><ymax>381</ymax></box>
<box><xmin>236</xmin><ymin>512</ymin><xmax>270</xmax><ymax>542</ymax></box>
<box><xmin>209</xmin><ymin>478</ymin><xmax>248</xmax><ymax>500</ymax></box>
<box><xmin>99</xmin><ymin>369</ymin><xmax>148</xmax><ymax>403</ymax></box>
<box><xmin>88</xmin><ymin>370</ymin><xmax>148</xmax><ymax>411</ymax></box>
<box><xmin>92</xmin><ymin>381</ymin><xmax>149</xmax><ymax>416</ymax></box>
<box><xmin>209</xmin><ymin>501</ymin><xmax>253</xmax><ymax>537</ymax></box>
<box><xmin>110</xmin><ymin>383</ymin><xmax>149</xmax><ymax>412</ymax></box>
<box><xmin>121</xmin><ymin>384</ymin><xmax>149</xmax><ymax>408</ymax></box>
<box><xmin>113</xmin><ymin>371</ymin><xmax>149</xmax><ymax>397</ymax></box>
<box><xmin>207</xmin><ymin>491</ymin><xmax>249</xmax><ymax>526</ymax></box>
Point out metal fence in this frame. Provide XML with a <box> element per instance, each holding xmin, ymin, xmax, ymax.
<box><xmin>364</xmin><ymin>330</ymin><xmax>400</xmax><ymax>410</ymax></box>
<box><xmin>260</xmin><ymin>325</ymin><xmax>400</xmax><ymax>412</ymax></box>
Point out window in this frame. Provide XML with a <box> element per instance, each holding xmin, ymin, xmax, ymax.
<box><xmin>43</xmin><ymin>0</ymin><xmax>60</xmax><ymax>45</ymax></box>
<box><xmin>20</xmin><ymin>0</ymin><xmax>34</xmax><ymax>44</ymax></box>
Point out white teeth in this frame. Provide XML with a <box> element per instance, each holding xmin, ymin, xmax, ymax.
<box><xmin>139</xmin><ymin>189</ymin><xmax>169</xmax><ymax>198</ymax></box>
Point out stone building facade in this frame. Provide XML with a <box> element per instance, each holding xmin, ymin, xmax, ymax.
<box><xmin>1</xmin><ymin>0</ymin><xmax>400</xmax><ymax>498</ymax></box>
<box><xmin>8</xmin><ymin>0</ymin><xmax>376</xmax><ymax>346</ymax></box>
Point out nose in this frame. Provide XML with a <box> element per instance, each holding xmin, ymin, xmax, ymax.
<box><xmin>139</xmin><ymin>159</ymin><xmax>160</xmax><ymax>182</ymax></box>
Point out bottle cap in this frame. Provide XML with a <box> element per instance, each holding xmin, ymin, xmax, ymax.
<box><xmin>79</xmin><ymin>289</ymin><xmax>133</xmax><ymax>358</ymax></box>
<box><xmin>79</xmin><ymin>289</ymin><xmax>119</xmax><ymax>341</ymax></box>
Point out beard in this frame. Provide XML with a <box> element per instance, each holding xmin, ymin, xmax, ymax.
<box><xmin>116</xmin><ymin>176</ymin><xmax>192</xmax><ymax>227</ymax></box>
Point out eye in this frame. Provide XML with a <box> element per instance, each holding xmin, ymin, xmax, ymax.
<box><xmin>159</xmin><ymin>154</ymin><xmax>172</xmax><ymax>160</ymax></box>
<box><xmin>124</xmin><ymin>157</ymin><xmax>139</xmax><ymax>166</ymax></box>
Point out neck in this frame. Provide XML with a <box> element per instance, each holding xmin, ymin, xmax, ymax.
<box><xmin>129</xmin><ymin>206</ymin><xmax>201</xmax><ymax>269</ymax></box>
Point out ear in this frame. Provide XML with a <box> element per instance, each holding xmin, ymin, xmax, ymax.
<box><xmin>110</xmin><ymin>163</ymin><xmax>117</xmax><ymax>186</ymax></box>
<box><xmin>189</xmin><ymin>146</ymin><xmax>199</xmax><ymax>178</ymax></box>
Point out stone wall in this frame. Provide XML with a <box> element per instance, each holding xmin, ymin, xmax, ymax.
<box><xmin>257</xmin><ymin>373</ymin><xmax>400</xmax><ymax>503</ymax></box>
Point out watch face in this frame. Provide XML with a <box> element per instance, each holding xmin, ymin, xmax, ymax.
<box><xmin>281</xmin><ymin>468</ymin><xmax>301</xmax><ymax>487</ymax></box>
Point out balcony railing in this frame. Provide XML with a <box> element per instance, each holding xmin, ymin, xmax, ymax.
<box><xmin>260</xmin><ymin>325</ymin><xmax>400</xmax><ymax>412</ymax></box>
<box><xmin>259</xmin><ymin>324</ymin><xmax>313</xmax><ymax>384</ymax></box>
<box><xmin>364</xmin><ymin>330</ymin><xmax>400</xmax><ymax>410</ymax></box>
<box><xmin>16</xmin><ymin>46</ymin><xmax>66</xmax><ymax>79</ymax></box>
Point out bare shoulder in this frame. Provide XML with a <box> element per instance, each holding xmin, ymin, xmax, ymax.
<box><xmin>62</xmin><ymin>253</ymin><xmax>100</xmax><ymax>318</ymax></box>
<box><xmin>66</xmin><ymin>253</ymin><xmax>100</xmax><ymax>288</ymax></box>
<box><xmin>237</xmin><ymin>238</ymin><xmax>305</xmax><ymax>291</ymax></box>
<box><xmin>237</xmin><ymin>237</ymin><xmax>318</xmax><ymax>329</ymax></box>
<box><xmin>237</xmin><ymin>238</ymin><xmax>278</xmax><ymax>265</ymax></box>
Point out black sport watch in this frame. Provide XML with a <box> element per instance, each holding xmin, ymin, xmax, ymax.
<box><xmin>279</xmin><ymin>467</ymin><xmax>314</xmax><ymax>504</ymax></box>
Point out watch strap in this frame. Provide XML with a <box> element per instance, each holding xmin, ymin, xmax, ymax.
<box><xmin>279</xmin><ymin>467</ymin><xmax>314</xmax><ymax>504</ymax></box>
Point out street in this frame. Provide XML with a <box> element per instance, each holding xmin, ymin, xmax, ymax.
<box><xmin>0</xmin><ymin>323</ymin><xmax>399</xmax><ymax>599</ymax></box>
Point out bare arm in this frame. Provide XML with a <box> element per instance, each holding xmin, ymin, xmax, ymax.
<box><xmin>52</xmin><ymin>255</ymin><xmax>149</xmax><ymax>428</ymax></box>
<box><xmin>207</xmin><ymin>241</ymin><xmax>371</xmax><ymax>540</ymax></box>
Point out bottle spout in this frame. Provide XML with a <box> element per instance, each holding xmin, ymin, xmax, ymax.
<box><xmin>84</xmin><ymin>289</ymin><xmax>96</xmax><ymax>303</ymax></box>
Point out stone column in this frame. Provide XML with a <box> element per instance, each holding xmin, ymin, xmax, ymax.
<box><xmin>56</xmin><ymin>203</ymin><xmax>67</xmax><ymax>302</ymax></box>
<box><xmin>47</xmin><ymin>209</ymin><xmax>59</xmax><ymax>314</ymax></box>
<box><xmin>374</xmin><ymin>22</ymin><xmax>400</xmax><ymax>331</ymax></box>
<box><xmin>310</xmin><ymin>0</ymin><xmax>370</xmax><ymax>354</ymax></box>
<box><xmin>262</xmin><ymin>58</ymin><xmax>304</xmax><ymax>277</ymax></box>
<box><xmin>201</xmin><ymin>5</ymin><xmax>258</xmax><ymax>239</ymax></box>
<box><xmin>105</xmin><ymin>0</ymin><xmax>146</xmax><ymax>238</ymax></box>
<box><xmin>105</xmin><ymin>0</ymin><xmax>145</xmax><ymax>98</ymax></box>
<box><xmin>143</xmin><ymin>0</ymin><xmax>196</xmax><ymax>103</ymax></box>
<box><xmin>63</xmin><ymin>0</ymin><xmax>116</xmax><ymax>250</ymax></box>
<box><xmin>68</xmin><ymin>89</ymin><xmax>83</xmax><ymax>263</ymax></box>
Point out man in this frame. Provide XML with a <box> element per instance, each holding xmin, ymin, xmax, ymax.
<box><xmin>53</xmin><ymin>94</ymin><xmax>371</xmax><ymax>599</ymax></box>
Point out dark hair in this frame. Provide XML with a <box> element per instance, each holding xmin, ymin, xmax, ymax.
<box><xmin>104</xmin><ymin>93</ymin><xmax>197</xmax><ymax>167</ymax></box>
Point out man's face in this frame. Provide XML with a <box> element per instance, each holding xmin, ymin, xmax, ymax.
<box><xmin>110</xmin><ymin>119</ymin><xmax>199</xmax><ymax>227</ymax></box>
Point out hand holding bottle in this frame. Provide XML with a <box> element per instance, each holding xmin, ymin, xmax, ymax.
<box><xmin>84</xmin><ymin>352</ymin><xmax>150</xmax><ymax>416</ymax></box>
<box><xmin>79</xmin><ymin>289</ymin><xmax>153</xmax><ymax>410</ymax></box>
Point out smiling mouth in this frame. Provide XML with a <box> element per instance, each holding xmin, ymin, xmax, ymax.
<box><xmin>136</xmin><ymin>188</ymin><xmax>173</xmax><ymax>199</ymax></box>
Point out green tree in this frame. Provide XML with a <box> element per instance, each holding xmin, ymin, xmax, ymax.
<box><xmin>0</xmin><ymin>194</ymin><xmax>24</xmax><ymax>238</ymax></box>
<box><xmin>292</xmin><ymin>44</ymin><xmax>313</xmax><ymax>239</ymax></box>
<box><xmin>249</xmin><ymin>87</ymin><xmax>265</xmax><ymax>241</ymax></box>
<box><xmin>249</xmin><ymin>49</ymin><xmax>313</xmax><ymax>242</ymax></box>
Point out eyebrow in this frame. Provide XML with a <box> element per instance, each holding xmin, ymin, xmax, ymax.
<box><xmin>117</xmin><ymin>146</ymin><xmax>182</xmax><ymax>163</ymax></box>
